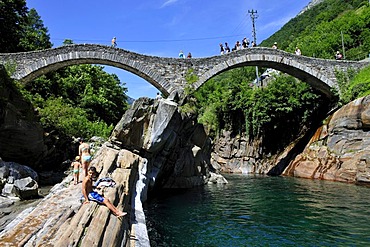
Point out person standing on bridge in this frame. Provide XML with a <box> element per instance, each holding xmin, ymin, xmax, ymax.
<box><xmin>272</xmin><ymin>42</ymin><xmax>278</xmax><ymax>49</ymax></box>
<box><xmin>179</xmin><ymin>50</ymin><xmax>184</xmax><ymax>58</ymax></box>
<box><xmin>224</xmin><ymin>42</ymin><xmax>230</xmax><ymax>53</ymax></box>
<box><xmin>335</xmin><ymin>51</ymin><xmax>343</xmax><ymax>60</ymax></box>
<box><xmin>295</xmin><ymin>47</ymin><xmax>302</xmax><ymax>55</ymax></box>
<box><xmin>219</xmin><ymin>43</ymin><xmax>225</xmax><ymax>55</ymax></box>
<box><xmin>242</xmin><ymin>37</ymin><xmax>249</xmax><ymax>49</ymax></box>
<box><xmin>111</xmin><ymin>37</ymin><xmax>117</xmax><ymax>48</ymax></box>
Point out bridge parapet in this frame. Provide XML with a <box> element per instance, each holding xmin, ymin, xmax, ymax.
<box><xmin>1</xmin><ymin>44</ymin><xmax>369</xmax><ymax>98</ymax></box>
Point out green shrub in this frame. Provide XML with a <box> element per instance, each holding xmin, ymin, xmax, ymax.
<box><xmin>38</xmin><ymin>97</ymin><xmax>113</xmax><ymax>138</ymax></box>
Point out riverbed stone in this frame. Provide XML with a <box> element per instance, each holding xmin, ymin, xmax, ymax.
<box><xmin>283</xmin><ymin>95</ymin><xmax>370</xmax><ymax>183</ymax></box>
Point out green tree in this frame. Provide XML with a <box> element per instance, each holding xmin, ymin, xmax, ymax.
<box><xmin>24</xmin><ymin>64</ymin><xmax>129</xmax><ymax>126</ymax></box>
<box><xmin>19</xmin><ymin>8</ymin><xmax>52</xmax><ymax>50</ymax></box>
<box><xmin>0</xmin><ymin>0</ymin><xmax>28</xmax><ymax>52</ymax></box>
<box><xmin>38</xmin><ymin>97</ymin><xmax>113</xmax><ymax>138</ymax></box>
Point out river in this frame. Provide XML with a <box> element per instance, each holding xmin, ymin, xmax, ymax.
<box><xmin>146</xmin><ymin>174</ymin><xmax>370</xmax><ymax>246</ymax></box>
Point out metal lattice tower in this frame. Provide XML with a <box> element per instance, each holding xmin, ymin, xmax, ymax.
<box><xmin>248</xmin><ymin>9</ymin><xmax>258</xmax><ymax>44</ymax></box>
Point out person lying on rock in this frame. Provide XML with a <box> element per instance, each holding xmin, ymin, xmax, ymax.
<box><xmin>82</xmin><ymin>166</ymin><xmax>127</xmax><ymax>218</ymax></box>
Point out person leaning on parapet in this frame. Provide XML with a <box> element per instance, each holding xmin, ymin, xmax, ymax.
<box><xmin>78</xmin><ymin>137</ymin><xmax>91</xmax><ymax>177</ymax></box>
<box><xmin>335</xmin><ymin>51</ymin><xmax>343</xmax><ymax>60</ymax></box>
<box><xmin>155</xmin><ymin>92</ymin><xmax>162</xmax><ymax>99</ymax></box>
<box><xmin>272</xmin><ymin>42</ymin><xmax>278</xmax><ymax>49</ymax></box>
<box><xmin>179</xmin><ymin>50</ymin><xmax>184</xmax><ymax>58</ymax></box>
<box><xmin>295</xmin><ymin>46</ymin><xmax>302</xmax><ymax>55</ymax></box>
<box><xmin>82</xmin><ymin>166</ymin><xmax>127</xmax><ymax>219</ymax></box>
<box><xmin>111</xmin><ymin>37</ymin><xmax>117</xmax><ymax>47</ymax></box>
<box><xmin>242</xmin><ymin>37</ymin><xmax>250</xmax><ymax>49</ymax></box>
<box><xmin>251</xmin><ymin>41</ymin><xmax>257</xmax><ymax>47</ymax></box>
<box><xmin>187</xmin><ymin>52</ymin><xmax>192</xmax><ymax>58</ymax></box>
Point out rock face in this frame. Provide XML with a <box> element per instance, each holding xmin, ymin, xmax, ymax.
<box><xmin>0</xmin><ymin>66</ymin><xmax>76</xmax><ymax>173</ymax></box>
<box><xmin>298</xmin><ymin>0</ymin><xmax>325</xmax><ymax>16</ymax></box>
<box><xmin>0</xmin><ymin>161</ymin><xmax>40</xmax><ymax>200</ymax></box>
<box><xmin>0</xmin><ymin>95</ymin><xmax>221</xmax><ymax>246</ymax></box>
<box><xmin>283</xmin><ymin>96</ymin><xmax>370</xmax><ymax>183</ymax></box>
<box><xmin>0</xmin><ymin>138</ymin><xmax>138</xmax><ymax>246</ymax></box>
<box><xmin>211</xmin><ymin>130</ymin><xmax>273</xmax><ymax>174</ymax></box>
<box><xmin>211</xmin><ymin>95</ymin><xmax>370</xmax><ymax>185</ymax></box>
<box><xmin>0</xmin><ymin>67</ymin><xmax>47</xmax><ymax>168</ymax></box>
<box><xmin>110</xmin><ymin>96</ymin><xmax>215</xmax><ymax>191</ymax></box>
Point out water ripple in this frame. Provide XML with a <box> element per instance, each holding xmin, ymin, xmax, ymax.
<box><xmin>147</xmin><ymin>174</ymin><xmax>370</xmax><ymax>246</ymax></box>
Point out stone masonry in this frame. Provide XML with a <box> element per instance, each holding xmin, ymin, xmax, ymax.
<box><xmin>0</xmin><ymin>44</ymin><xmax>369</xmax><ymax>98</ymax></box>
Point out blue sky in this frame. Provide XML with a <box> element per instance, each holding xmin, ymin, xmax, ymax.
<box><xmin>26</xmin><ymin>0</ymin><xmax>311</xmax><ymax>99</ymax></box>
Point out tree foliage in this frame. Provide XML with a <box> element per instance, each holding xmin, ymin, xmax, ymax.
<box><xmin>38</xmin><ymin>97</ymin><xmax>113</xmax><ymax>138</ymax></box>
<box><xmin>23</xmin><ymin>63</ymin><xmax>129</xmax><ymax>129</ymax></box>
<box><xmin>1</xmin><ymin>1</ymin><xmax>129</xmax><ymax>139</ymax></box>
<box><xmin>192</xmin><ymin>0</ymin><xmax>370</xmax><ymax>154</ymax></box>
<box><xmin>261</xmin><ymin>0</ymin><xmax>370</xmax><ymax>60</ymax></box>
<box><xmin>0</xmin><ymin>0</ymin><xmax>51</xmax><ymax>52</ymax></box>
<box><xmin>193</xmin><ymin>68</ymin><xmax>326</xmax><ymax>153</ymax></box>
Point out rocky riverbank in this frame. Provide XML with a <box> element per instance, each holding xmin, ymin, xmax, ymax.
<box><xmin>211</xmin><ymin>95</ymin><xmax>370</xmax><ymax>184</ymax></box>
<box><xmin>0</xmin><ymin>94</ymin><xmax>226</xmax><ymax>246</ymax></box>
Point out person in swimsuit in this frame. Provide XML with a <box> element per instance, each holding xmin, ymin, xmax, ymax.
<box><xmin>71</xmin><ymin>156</ymin><xmax>81</xmax><ymax>185</ymax></box>
<box><xmin>78</xmin><ymin>137</ymin><xmax>91</xmax><ymax>177</ymax></box>
<box><xmin>82</xmin><ymin>166</ymin><xmax>127</xmax><ymax>218</ymax></box>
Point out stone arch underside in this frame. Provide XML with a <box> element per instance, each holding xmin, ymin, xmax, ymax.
<box><xmin>194</xmin><ymin>59</ymin><xmax>336</xmax><ymax>99</ymax></box>
<box><xmin>18</xmin><ymin>58</ymin><xmax>171</xmax><ymax>97</ymax></box>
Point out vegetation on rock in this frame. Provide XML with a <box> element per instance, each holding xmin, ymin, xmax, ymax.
<box><xmin>1</xmin><ymin>1</ymin><xmax>129</xmax><ymax>139</ymax></box>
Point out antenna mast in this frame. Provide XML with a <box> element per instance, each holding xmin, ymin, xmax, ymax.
<box><xmin>248</xmin><ymin>9</ymin><xmax>260</xmax><ymax>85</ymax></box>
<box><xmin>248</xmin><ymin>9</ymin><xmax>258</xmax><ymax>44</ymax></box>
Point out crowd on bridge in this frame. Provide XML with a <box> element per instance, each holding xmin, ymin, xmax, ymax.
<box><xmin>216</xmin><ymin>38</ymin><xmax>345</xmax><ymax>60</ymax></box>
<box><xmin>110</xmin><ymin>35</ymin><xmax>344</xmax><ymax>61</ymax></box>
<box><xmin>218</xmin><ymin>37</ymin><xmax>257</xmax><ymax>55</ymax></box>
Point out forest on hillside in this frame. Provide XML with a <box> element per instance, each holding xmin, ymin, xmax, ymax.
<box><xmin>188</xmin><ymin>0</ymin><xmax>370</xmax><ymax>154</ymax></box>
<box><xmin>261</xmin><ymin>0</ymin><xmax>370</xmax><ymax>60</ymax></box>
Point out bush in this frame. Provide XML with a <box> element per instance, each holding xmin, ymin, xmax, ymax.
<box><xmin>38</xmin><ymin>97</ymin><xmax>113</xmax><ymax>138</ymax></box>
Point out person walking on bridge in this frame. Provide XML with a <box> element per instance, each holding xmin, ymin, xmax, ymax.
<box><xmin>111</xmin><ymin>37</ymin><xmax>117</xmax><ymax>47</ymax></box>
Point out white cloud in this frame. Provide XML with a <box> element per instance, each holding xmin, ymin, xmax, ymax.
<box><xmin>161</xmin><ymin>0</ymin><xmax>178</xmax><ymax>8</ymax></box>
<box><xmin>260</xmin><ymin>15</ymin><xmax>294</xmax><ymax>32</ymax></box>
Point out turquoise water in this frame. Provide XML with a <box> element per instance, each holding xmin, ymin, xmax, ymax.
<box><xmin>146</xmin><ymin>174</ymin><xmax>370</xmax><ymax>246</ymax></box>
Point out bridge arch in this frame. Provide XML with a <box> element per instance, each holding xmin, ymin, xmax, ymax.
<box><xmin>193</xmin><ymin>48</ymin><xmax>366</xmax><ymax>99</ymax></box>
<box><xmin>1</xmin><ymin>45</ymin><xmax>174</xmax><ymax>96</ymax></box>
<box><xmin>1</xmin><ymin>44</ymin><xmax>369</xmax><ymax>99</ymax></box>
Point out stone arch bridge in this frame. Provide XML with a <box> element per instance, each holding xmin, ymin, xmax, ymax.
<box><xmin>1</xmin><ymin>44</ymin><xmax>369</xmax><ymax>98</ymax></box>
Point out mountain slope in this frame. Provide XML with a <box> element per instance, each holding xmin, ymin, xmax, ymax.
<box><xmin>260</xmin><ymin>0</ymin><xmax>370</xmax><ymax>60</ymax></box>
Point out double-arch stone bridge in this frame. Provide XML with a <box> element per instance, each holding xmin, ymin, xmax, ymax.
<box><xmin>1</xmin><ymin>44</ymin><xmax>369</xmax><ymax>98</ymax></box>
